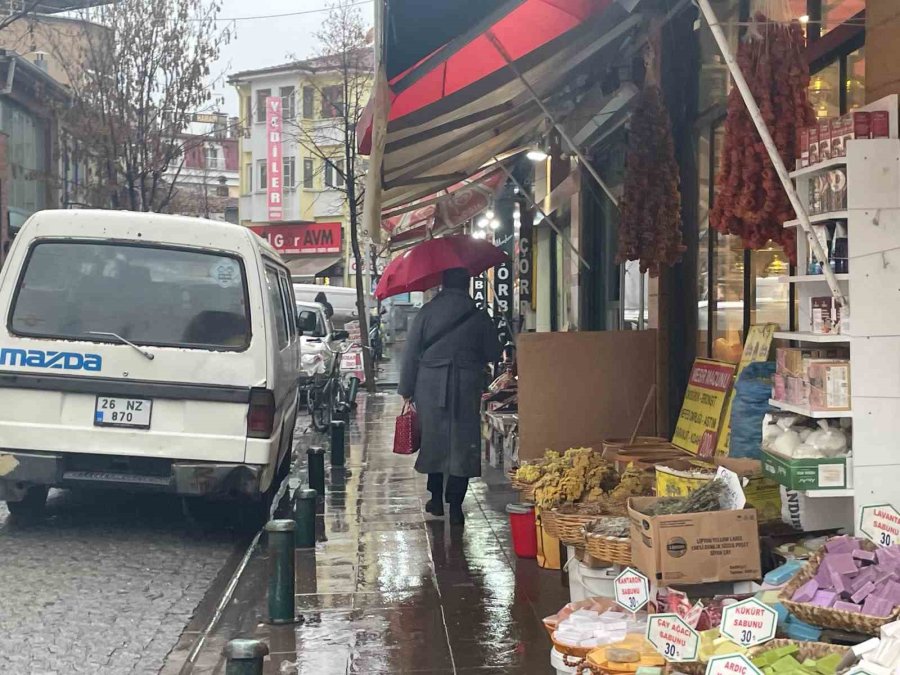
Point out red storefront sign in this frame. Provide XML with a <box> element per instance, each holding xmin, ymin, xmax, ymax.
<box><xmin>251</xmin><ymin>222</ymin><xmax>342</xmax><ymax>254</ymax></box>
<box><xmin>266</xmin><ymin>96</ymin><xmax>284</xmax><ymax>221</ymax></box>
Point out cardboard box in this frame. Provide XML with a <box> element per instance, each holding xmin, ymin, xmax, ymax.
<box><xmin>811</xmin><ymin>296</ymin><xmax>841</xmax><ymax>334</ymax></box>
<box><xmin>872</xmin><ymin>110</ymin><xmax>890</xmax><ymax>138</ymax></box>
<box><xmin>832</xmin><ymin>118</ymin><xmax>846</xmax><ymax>158</ymax></box>
<box><xmin>808</xmin><ymin>359</ymin><xmax>851</xmax><ymax>411</ymax></box>
<box><xmin>798</xmin><ymin>127</ymin><xmax>810</xmax><ymax>168</ymax></box>
<box><xmin>852</xmin><ymin>111</ymin><xmax>871</xmax><ymax>139</ymax></box>
<box><xmin>628</xmin><ymin>496</ymin><xmax>762</xmax><ymax>585</ymax></box>
<box><xmin>808</xmin><ymin>126</ymin><xmax>820</xmax><ymax>165</ymax></box>
<box><xmin>762</xmin><ymin>449</ymin><xmax>849</xmax><ymax>490</ymax></box>
<box><xmin>818</xmin><ymin>120</ymin><xmax>833</xmax><ymax>160</ymax></box>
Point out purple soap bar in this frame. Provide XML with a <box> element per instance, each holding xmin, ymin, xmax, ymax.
<box><xmin>826</xmin><ymin>536</ymin><xmax>855</xmax><ymax>553</ymax></box>
<box><xmin>854</xmin><ymin>549</ymin><xmax>877</xmax><ymax>563</ymax></box>
<box><xmin>834</xmin><ymin>600</ymin><xmax>862</xmax><ymax>613</ymax></box>
<box><xmin>851</xmin><ymin>581</ymin><xmax>877</xmax><ymax>604</ymax></box>
<box><xmin>851</xmin><ymin>568</ymin><xmax>876</xmax><ymax>591</ymax></box>
<box><xmin>792</xmin><ymin>579</ymin><xmax>820</xmax><ymax>603</ymax></box>
<box><xmin>811</xmin><ymin>590</ymin><xmax>837</xmax><ymax>607</ymax></box>
<box><xmin>829</xmin><ymin>553</ymin><xmax>859</xmax><ymax>575</ymax></box>
<box><xmin>831</xmin><ymin>570</ymin><xmax>848</xmax><ymax>594</ymax></box>
<box><xmin>815</xmin><ymin>564</ymin><xmax>833</xmax><ymax>587</ymax></box>
<box><xmin>884</xmin><ymin>580</ymin><xmax>900</xmax><ymax>604</ymax></box>
<box><xmin>863</xmin><ymin>595</ymin><xmax>895</xmax><ymax>618</ymax></box>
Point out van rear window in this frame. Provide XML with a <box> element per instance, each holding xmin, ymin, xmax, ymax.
<box><xmin>10</xmin><ymin>242</ymin><xmax>251</xmax><ymax>350</ymax></box>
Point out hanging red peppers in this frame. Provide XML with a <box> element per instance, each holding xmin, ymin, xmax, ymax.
<box><xmin>616</xmin><ymin>84</ymin><xmax>686</xmax><ymax>276</ymax></box>
<box><xmin>709</xmin><ymin>15</ymin><xmax>816</xmax><ymax>263</ymax></box>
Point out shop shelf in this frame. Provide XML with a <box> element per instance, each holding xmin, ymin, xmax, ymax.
<box><xmin>772</xmin><ymin>331</ymin><xmax>850</xmax><ymax>343</ymax></box>
<box><xmin>768</xmin><ymin>399</ymin><xmax>852</xmax><ymax>418</ymax></box>
<box><xmin>780</xmin><ymin>274</ymin><xmax>851</xmax><ymax>283</ymax></box>
<box><xmin>790</xmin><ymin>157</ymin><xmax>847</xmax><ymax>179</ymax></box>
<box><xmin>783</xmin><ymin>211</ymin><xmax>849</xmax><ymax>228</ymax></box>
<box><xmin>804</xmin><ymin>488</ymin><xmax>855</xmax><ymax>498</ymax></box>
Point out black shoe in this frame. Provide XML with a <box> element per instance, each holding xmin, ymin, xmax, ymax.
<box><xmin>425</xmin><ymin>499</ymin><xmax>444</xmax><ymax>516</ymax></box>
<box><xmin>449</xmin><ymin>504</ymin><xmax>464</xmax><ymax>526</ymax></box>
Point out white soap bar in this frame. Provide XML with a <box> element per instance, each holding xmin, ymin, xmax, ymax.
<box><xmin>855</xmin><ymin>638</ymin><xmax>882</xmax><ymax>657</ymax></box>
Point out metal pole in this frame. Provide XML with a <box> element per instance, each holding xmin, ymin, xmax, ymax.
<box><xmin>223</xmin><ymin>639</ymin><xmax>269</xmax><ymax>675</ymax></box>
<box><xmin>307</xmin><ymin>446</ymin><xmax>325</xmax><ymax>499</ymax></box>
<box><xmin>265</xmin><ymin>520</ymin><xmax>296</xmax><ymax>624</ymax></box>
<box><xmin>330</xmin><ymin>420</ymin><xmax>346</xmax><ymax>467</ymax></box>
<box><xmin>293</xmin><ymin>488</ymin><xmax>318</xmax><ymax>549</ymax></box>
<box><xmin>486</xmin><ymin>31</ymin><xmax>620</xmax><ymax>209</ymax></box>
<box><xmin>694</xmin><ymin>0</ymin><xmax>848</xmax><ymax>309</ymax></box>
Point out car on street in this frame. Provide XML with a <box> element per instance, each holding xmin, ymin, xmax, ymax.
<box><xmin>0</xmin><ymin>210</ymin><xmax>301</xmax><ymax>516</ymax></box>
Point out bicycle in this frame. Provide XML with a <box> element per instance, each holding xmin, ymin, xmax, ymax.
<box><xmin>306</xmin><ymin>339</ymin><xmax>357</xmax><ymax>432</ymax></box>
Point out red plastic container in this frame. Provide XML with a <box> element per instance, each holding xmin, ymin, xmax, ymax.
<box><xmin>507</xmin><ymin>503</ymin><xmax>538</xmax><ymax>559</ymax></box>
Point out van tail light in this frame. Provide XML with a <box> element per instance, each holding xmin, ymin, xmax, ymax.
<box><xmin>247</xmin><ymin>388</ymin><xmax>276</xmax><ymax>438</ymax></box>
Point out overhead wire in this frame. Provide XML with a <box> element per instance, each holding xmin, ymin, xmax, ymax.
<box><xmin>210</xmin><ymin>0</ymin><xmax>372</xmax><ymax>23</ymax></box>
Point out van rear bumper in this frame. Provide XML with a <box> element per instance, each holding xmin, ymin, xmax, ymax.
<box><xmin>0</xmin><ymin>450</ymin><xmax>263</xmax><ymax>501</ymax></box>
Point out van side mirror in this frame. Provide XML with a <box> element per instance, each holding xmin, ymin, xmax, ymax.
<box><xmin>333</xmin><ymin>329</ymin><xmax>350</xmax><ymax>341</ymax></box>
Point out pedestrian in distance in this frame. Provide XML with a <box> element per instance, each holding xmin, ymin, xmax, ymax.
<box><xmin>314</xmin><ymin>291</ymin><xmax>334</xmax><ymax>319</ymax></box>
<box><xmin>398</xmin><ymin>267</ymin><xmax>501</xmax><ymax>526</ymax></box>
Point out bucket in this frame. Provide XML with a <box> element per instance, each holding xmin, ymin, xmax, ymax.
<box><xmin>551</xmin><ymin>648</ymin><xmax>579</xmax><ymax>675</ymax></box>
<box><xmin>506</xmin><ymin>503</ymin><xmax>538</xmax><ymax>559</ymax></box>
<box><xmin>569</xmin><ymin>560</ymin><xmax>618</xmax><ymax>602</ymax></box>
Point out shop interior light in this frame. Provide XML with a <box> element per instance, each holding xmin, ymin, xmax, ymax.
<box><xmin>471</xmin><ymin>230</ymin><xmax>486</xmax><ymax>240</ymax></box>
<box><xmin>485</xmin><ymin>208</ymin><xmax>495</xmax><ymax>220</ymax></box>
<box><xmin>799</xmin><ymin>14</ymin><xmax>810</xmax><ymax>23</ymax></box>
<box><xmin>526</xmin><ymin>147</ymin><xmax>549</xmax><ymax>162</ymax></box>
<box><xmin>477</xmin><ymin>217</ymin><xmax>489</xmax><ymax>228</ymax></box>
<box><xmin>489</xmin><ymin>218</ymin><xmax>501</xmax><ymax>230</ymax></box>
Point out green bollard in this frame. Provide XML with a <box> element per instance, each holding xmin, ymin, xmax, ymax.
<box><xmin>293</xmin><ymin>488</ymin><xmax>317</xmax><ymax>548</ymax></box>
<box><xmin>224</xmin><ymin>639</ymin><xmax>269</xmax><ymax>675</ymax></box>
<box><xmin>307</xmin><ymin>446</ymin><xmax>325</xmax><ymax>498</ymax></box>
<box><xmin>265</xmin><ymin>519</ymin><xmax>296</xmax><ymax>624</ymax></box>
<box><xmin>330</xmin><ymin>420</ymin><xmax>346</xmax><ymax>467</ymax></box>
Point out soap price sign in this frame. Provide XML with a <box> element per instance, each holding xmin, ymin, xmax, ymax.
<box><xmin>860</xmin><ymin>504</ymin><xmax>900</xmax><ymax>547</ymax></box>
<box><xmin>720</xmin><ymin>598</ymin><xmax>777</xmax><ymax>647</ymax></box>
<box><xmin>646</xmin><ymin>613</ymin><xmax>699</xmax><ymax>662</ymax></box>
<box><xmin>705</xmin><ymin>654</ymin><xmax>763</xmax><ymax>675</ymax></box>
<box><xmin>614</xmin><ymin>567</ymin><xmax>649</xmax><ymax>612</ymax></box>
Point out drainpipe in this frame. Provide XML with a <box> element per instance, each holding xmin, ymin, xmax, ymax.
<box><xmin>1</xmin><ymin>58</ymin><xmax>17</xmax><ymax>95</ymax></box>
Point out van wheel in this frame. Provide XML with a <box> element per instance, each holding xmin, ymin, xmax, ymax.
<box><xmin>6</xmin><ymin>486</ymin><xmax>49</xmax><ymax>517</ymax></box>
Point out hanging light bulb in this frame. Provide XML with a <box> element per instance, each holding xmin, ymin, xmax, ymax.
<box><xmin>477</xmin><ymin>217</ymin><xmax>489</xmax><ymax>229</ymax></box>
<box><xmin>490</xmin><ymin>218</ymin><xmax>501</xmax><ymax>230</ymax></box>
<box><xmin>527</xmin><ymin>147</ymin><xmax>549</xmax><ymax>162</ymax></box>
<box><xmin>472</xmin><ymin>230</ymin><xmax>486</xmax><ymax>240</ymax></box>
<box><xmin>485</xmin><ymin>208</ymin><xmax>495</xmax><ymax>220</ymax></box>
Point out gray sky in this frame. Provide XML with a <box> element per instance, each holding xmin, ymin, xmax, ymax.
<box><xmin>210</xmin><ymin>0</ymin><xmax>374</xmax><ymax>115</ymax></box>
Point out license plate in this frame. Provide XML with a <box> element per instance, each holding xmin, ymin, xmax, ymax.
<box><xmin>94</xmin><ymin>396</ymin><xmax>152</xmax><ymax>429</ymax></box>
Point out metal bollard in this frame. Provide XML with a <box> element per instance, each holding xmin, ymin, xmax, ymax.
<box><xmin>265</xmin><ymin>520</ymin><xmax>296</xmax><ymax>624</ymax></box>
<box><xmin>347</xmin><ymin>376</ymin><xmax>360</xmax><ymax>405</ymax></box>
<box><xmin>292</xmin><ymin>488</ymin><xmax>317</xmax><ymax>548</ymax></box>
<box><xmin>224</xmin><ymin>639</ymin><xmax>269</xmax><ymax>675</ymax></box>
<box><xmin>334</xmin><ymin>401</ymin><xmax>350</xmax><ymax>424</ymax></box>
<box><xmin>330</xmin><ymin>420</ymin><xmax>346</xmax><ymax>467</ymax></box>
<box><xmin>307</xmin><ymin>446</ymin><xmax>325</xmax><ymax>498</ymax></box>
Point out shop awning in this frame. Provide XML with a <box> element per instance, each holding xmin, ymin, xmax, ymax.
<box><xmin>287</xmin><ymin>256</ymin><xmax>343</xmax><ymax>279</ymax></box>
<box><xmin>360</xmin><ymin>1</ymin><xmax>643</xmax><ymax>213</ymax></box>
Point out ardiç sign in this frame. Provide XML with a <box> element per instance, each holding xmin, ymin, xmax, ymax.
<box><xmin>266</xmin><ymin>96</ymin><xmax>284</xmax><ymax>221</ymax></box>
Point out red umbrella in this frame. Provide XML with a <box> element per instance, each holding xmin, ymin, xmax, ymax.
<box><xmin>375</xmin><ymin>235</ymin><xmax>509</xmax><ymax>300</ymax></box>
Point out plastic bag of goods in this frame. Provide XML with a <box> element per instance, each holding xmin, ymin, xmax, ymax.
<box><xmin>729</xmin><ymin>362</ymin><xmax>776</xmax><ymax>459</ymax></box>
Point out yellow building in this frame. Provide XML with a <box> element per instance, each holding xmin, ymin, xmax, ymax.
<box><xmin>229</xmin><ymin>54</ymin><xmax>371</xmax><ymax>286</ymax></box>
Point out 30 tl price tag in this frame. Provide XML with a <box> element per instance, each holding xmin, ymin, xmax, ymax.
<box><xmin>705</xmin><ymin>654</ymin><xmax>764</xmax><ymax>675</ymax></box>
<box><xmin>646</xmin><ymin>613</ymin><xmax>700</xmax><ymax>662</ymax></box>
<box><xmin>614</xmin><ymin>567</ymin><xmax>650</xmax><ymax>612</ymax></box>
<box><xmin>720</xmin><ymin>598</ymin><xmax>777</xmax><ymax>647</ymax></box>
<box><xmin>859</xmin><ymin>504</ymin><xmax>900</xmax><ymax>547</ymax></box>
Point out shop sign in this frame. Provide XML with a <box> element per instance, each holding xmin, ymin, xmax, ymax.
<box><xmin>646</xmin><ymin>613</ymin><xmax>699</xmax><ymax>662</ymax></box>
<box><xmin>614</xmin><ymin>567</ymin><xmax>649</xmax><ymax>612</ymax></box>
<box><xmin>720</xmin><ymin>598</ymin><xmax>777</xmax><ymax>647</ymax></box>
<box><xmin>673</xmin><ymin>358</ymin><xmax>737</xmax><ymax>457</ymax></box>
<box><xmin>473</xmin><ymin>274</ymin><xmax>487</xmax><ymax>311</ymax></box>
<box><xmin>250</xmin><ymin>222</ymin><xmax>342</xmax><ymax>255</ymax></box>
<box><xmin>265</xmin><ymin>96</ymin><xmax>284</xmax><ymax>221</ymax></box>
<box><xmin>705</xmin><ymin>654</ymin><xmax>763</xmax><ymax>675</ymax></box>
<box><xmin>517</xmin><ymin>207</ymin><xmax>533</xmax><ymax>309</ymax></box>
<box><xmin>716</xmin><ymin>324</ymin><xmax>777</xmax><ymax>455</ymax></box>
<box><xmin>860</xmin><ymin>504</ymin><xmax>900</xmax><ymax>547</ymax></box>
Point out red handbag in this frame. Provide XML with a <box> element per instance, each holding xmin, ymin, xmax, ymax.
<box><xmin>393</xmin><ymin>401</ymin><xmax>421</xmax><ymax>455</ymax></box>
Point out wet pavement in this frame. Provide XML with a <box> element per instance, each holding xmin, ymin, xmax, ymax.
<box><xmin>182</xmin><ymin>393</ymin><xmax>567</xmax><ymax>675</ymax></box>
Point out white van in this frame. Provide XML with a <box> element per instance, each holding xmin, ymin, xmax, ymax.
<box><xmin>0</xmin><ymin>210</ymin><xmax>301</xmax><ymax>515</ymax></box>
<box><xmin>292</xmin><ymin>282</ymin><xmax>368</xmax><ymax>328</ymax></box>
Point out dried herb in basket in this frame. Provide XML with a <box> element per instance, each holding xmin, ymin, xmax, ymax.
<box><xmin>646</xmin><ymin>479</ymin><xmax>727</xmax><ymax>515</ymax></box>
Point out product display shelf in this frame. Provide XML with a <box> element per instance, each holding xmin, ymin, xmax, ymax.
<box><xmin>804</xmin><ymin>488</ymin><xmax>855</xmax><ymax>498</ymax></box>
<box><xmin>781</xmin><ymin>274</ymin><xmax>851</xmax><ymax>283</ymax></box>
<box><xmin>768</xmin><ymin>399</ymin><xmax>852</xmax><ymax>418</ymax></box>
<box><xmin>790</xmin><ymin>156</ymin><xmax>847</xmax><ymax>179</ymax></box>
<box><xmin>773</xmin><ymin>331</ymin><xmax>849</xmax><ymax>343</ymax></box>
<box><xmin>783</xmin><ymin>211</ymin><xmax>848</xmax><ymax>228</ymax></box>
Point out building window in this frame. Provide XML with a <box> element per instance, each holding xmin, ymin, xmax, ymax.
<box><xmin>204</xmin><ymin>145</ymin><xmax>222</xmax><ymax>170</ymax></box>
<box><xmin>244</xmin><ymin>96</ymin><xmax>252</xmax><ymax>124</ymax></box>
<box><xmin>216</xmin><ymin>177</ymin><xmax>229</xmax><ymax>198</ymax></box>
<box><xmin>302</xmin><ymin>86</ymin><xmax>315</xmax><ymax>118</ymax></box>
<box><xmin>257</xmin><ymin>160</ymin><xmax>267</xmax><ymax>191</ymax></box>
<box><xmin>283</xmin><ymin>156</ymin><xmax>296</xmax><ymax>189</ymax></box>
<box><xmin>321</xmin><ymin>85</ymin><xmax>344</xmax><ymax>118</ymax></box>
<box><xmin>255</xmin><ymin>88</ymin><xmax>271</xmax><ymax>123</ymax></box>
<box><xmin>325</xmin><ymin>159</ymin><xmax>345</xmax><ymax>189</ymax></box>
<box><xmin>303</xmin><ymin>158</ymin><xmax>314</xmax><ymax>188</ymax></box>
<box><xmin>245</xmin><ymin>163</ymin><xmax>253</xmax><ymax>192</ymax></box>
<box><xmin>280</xmin><ymin>86</ymin><xmax>296</xmax><ymax>122</ymax></box>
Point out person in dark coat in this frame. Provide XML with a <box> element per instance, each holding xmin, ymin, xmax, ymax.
<box><xmin>398</xmin><ymin>267</ymin><xmax>501</xmax><ymax>526</ymax></box>
<box><xmin>314</xmin><ymin>291</ymin><xmax>334</xmax><ymax>319</ymax></box>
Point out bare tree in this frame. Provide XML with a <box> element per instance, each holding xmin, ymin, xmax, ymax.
<box><xmin>0</xmin><ymin>0</ymin><xmax>43</xmax><ymax>33</ymax></box>
<box><xmin>286</xmin><ymin>0</ymin><xmax>377</xmax><ymax>392</ymax></box>
<box><xmin>55</xmin><ymin>0</ymin><xmax>230</xmax><ymax>212</ymax></box>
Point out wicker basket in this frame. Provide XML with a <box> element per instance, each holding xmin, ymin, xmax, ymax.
<box><xmin>780</xmin><ymin>538</ymin><xmax>900</xmax><ymax>635</ymax></box>
<box><xmin>601</xmin><ymin>436</ymin><xmax>670</xmax><ymax>459</ymax></box>
<box><xmin>748</xmin><ymin>639</ymin><xmax>849</xmax><ymax>662</ymax></box>
<box><xmin>540</xmin><ymin>507</ymin><xmax>561</xmax><ymax>540</ymax></box>
<box><xmin>584</xmin><ymin>531</ymin><xmax>632</xmax><ymax>566</ymax></box>
<box><xmin>555</xmin><ymin>511</ymin><xmax>599</xmax><ymax>546</ymax></box>
<box><xmin>551</xmin><ymin>633</ymin><xmax>595</xmax><ymax>661</ymax></box>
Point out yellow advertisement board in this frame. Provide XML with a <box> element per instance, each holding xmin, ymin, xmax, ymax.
<box><xmin>673</xmin><ymin>358</ymin><xmax>737</xmax><ymax>457</ymax></box>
